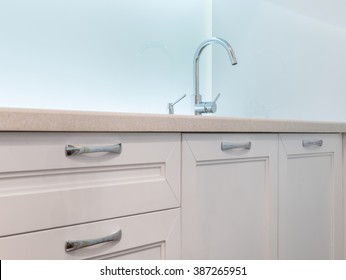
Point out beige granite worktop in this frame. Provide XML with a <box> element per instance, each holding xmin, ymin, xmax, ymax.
<box><xmin>0</xmin><ymin>107</ymin><xmax>345</xmax><ymax>133</ymax></box>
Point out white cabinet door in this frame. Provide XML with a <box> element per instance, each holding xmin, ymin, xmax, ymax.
<box><xmin>279</xmin><ymin>134</ymin><xmax>343</xmax><ymax>259</ymax></box>
<box><xmin>182</xmin><ymin>134</ymin><xmax>278</xmax><ymax>259</ymax></box>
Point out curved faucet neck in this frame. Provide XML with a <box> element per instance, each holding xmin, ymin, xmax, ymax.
<box><xmin>193</xmin><ymin>37</ymin><xmax>237</xmax><ymax>106</ymax></box>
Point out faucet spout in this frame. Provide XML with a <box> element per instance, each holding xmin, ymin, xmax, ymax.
<box><xmin>193</xmin><ymin>37</ymin><xmax>237</xmax><ymax>115</ymax></box>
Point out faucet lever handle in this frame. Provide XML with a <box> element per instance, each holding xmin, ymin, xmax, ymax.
<box><xmin>195</xmin><ymin>93</ymin><xmax>221</xmax><ymax>114</ymax></box>
<box><xmin>168</xmin><ymin>94</ymin><xmax>186</xmax><ymax>114</ymax></box>
<box><xmin>172</xmin><ymin>94</ymin><xmax>187</xmax><ymax>106</ymax></box>
<box><xmin>208</xmin><ymin>93</ymin><xmax>221</xmax><ymax>113</ymax></box>
<box><xmin>213</xmin><ymin>93</ymin><xmax>221</xmax><ymax>104</ymax></box>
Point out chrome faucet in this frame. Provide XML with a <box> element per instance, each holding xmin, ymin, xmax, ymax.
<box><xmin>193</xmin><ymin>37</ymin><xmax>237</xmax><ymax>115</ymax></box>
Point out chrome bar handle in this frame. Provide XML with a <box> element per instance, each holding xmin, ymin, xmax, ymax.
<box><xmin>65</xmin><ymin>230</ymin><xmax>122</xmax><ymax>252</ymax></box>
<box><xmin>302</xmin><ymin>140</ymin><xmax>323</xmax><ymax>147</ymax></box>
<box><xmin>221</xmin><ymin>141</ymin><xmax>252</xmax><ymax>151</ymax></box>
<box><xmin>65</xmin><ymin>143</ymin><xmax>122</xmax><ymax>156</ymax></box>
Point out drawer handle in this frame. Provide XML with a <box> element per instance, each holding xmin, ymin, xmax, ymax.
<box><xmin>221</xmin><ymin>142</ymin><xmax>251</xmax><ymax>151</ymax></box>
<box><xmin>302</xmin><ymin>140</ymin><xmax>323</xmax><ymax>147</ymax></box>
<box><xmin>65</xmin><ymin>230</ymin><xmax>122</xmax><ymax>252</ymax></box>
<box><xmin>65</xmin><ymin>143</ymin><xmax>122</xmax><ymax>156</ymax></box>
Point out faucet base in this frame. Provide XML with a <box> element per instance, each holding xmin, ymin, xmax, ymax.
<box><xmin>195</xmin><ymin>101</ymin><xmax>217</xmax><ymax>115</ymax></box>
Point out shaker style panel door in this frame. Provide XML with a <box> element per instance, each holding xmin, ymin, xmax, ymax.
<box><xmin>0</xmin><ymin>209</ymin><xmax>180</xmax><ymax>260</ymax></box>
<box><xmin>279</xmin><ymin>134</ymin><xmax>343</xmax><ymax>260</ymax></box>
<box><xmin>182</xmin><ymin>134</ymin><xmax>278</xmax><ymax>260</ymax></box>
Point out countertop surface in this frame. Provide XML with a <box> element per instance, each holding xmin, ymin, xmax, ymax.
<box><xmin>0</xmin><ymin>107</ymin><xmax>345</xmax><ymax>133</ymax></box>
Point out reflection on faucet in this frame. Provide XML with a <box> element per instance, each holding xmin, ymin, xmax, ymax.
<box><xmin>193</xmin><ymin>37</ymin><xmax>237</xmax><ymax>115</ymax></box>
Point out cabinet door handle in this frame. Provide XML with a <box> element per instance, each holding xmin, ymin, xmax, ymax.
<box><xmin>221</xmin><ymin>141</ymin><xmax>251</xmax><ymax>151</ymax></box>
<box><xmin>65</xmin><ymin>143</ymin><xmax>122</xmax><ymax>156</ymax></box>
<box><xmin>65</xmin><ymin>230</ymin><xmax>122</xmax><ymax>252</ymax></box>
<box><xmin>302</xmin><ymin>140</ymin><xmax>323</xmax><ymax>147</ymax></box>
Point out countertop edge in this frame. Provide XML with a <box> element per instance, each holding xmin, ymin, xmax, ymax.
<box><xmin>0</xmin><ymin>107</ymin><xmax>345</xmax><ymax>133</ymax></box>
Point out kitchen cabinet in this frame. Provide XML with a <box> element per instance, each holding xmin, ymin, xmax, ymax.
<box><xmin>278</xmin><ymin>134</ymin><xmax>343</xmax><ymax>259</ymax></box>
<box><xmin>0</xmin><ymin>131</ymin><xmax>344</xmax><ymax>260</ymax></box>
<box><xmin>181</xmin><ymin>134</ymin><xmax>278</xmax><ymax>259</ymax></box>
<box><xmin>182</xmin><ymin>133</ymin><xmax>344</xmax><ymax>260</ymax></box>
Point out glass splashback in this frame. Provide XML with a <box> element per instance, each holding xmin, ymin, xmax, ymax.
<box><xmin>0</xmin><ymin>0</ymin><xmax>212</xmax><ymax>115</ymax></box>
<box><xmin>2</xmin><ymin>0</ymin><xmax>346</xmax><ymax>121</ymax></box>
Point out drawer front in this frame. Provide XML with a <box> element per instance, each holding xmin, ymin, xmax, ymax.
<box><xmin>0</xmin><ymin>132</ymin><xmax>180</xmax><ymax>171</ymax></box>
<box><xmin>0</xmin><ymin>209</ymin><xmax>181</xmax><ymax>260</ymax></box>
<box><xmin>183</xmin><ymin>133</ymin><xmax>278</xmax><ymax>161</ymax></box>
<box><xmin>0</xmin><ymin>133</ymin><xmax>181</xmax><ymax>236</ymax></box>
<box><xmin>279</xmin><ymin>133</ymin><xmax>342</xmax><ymax>155</ymax></box>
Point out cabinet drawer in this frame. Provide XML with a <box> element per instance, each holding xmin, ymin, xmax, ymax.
<box><xmin>0</xmin><ymin>133</ymin><xmax>181</xmax><ymax>236</ymax></box>
<box><xmin>0</xmin><ymin>208</ymin><xmax>180</xmax><ymax>260</ymax></box>
<box><xmin>0</xmin><ymin>132</ymin><xmax>180</xmax><ymax>172</ymax></box>
<box><xmin>279</xmin><ymin>133</ymin><xmax>342</xmax><ymax>155</ymax></box>
<box><xmin>183</xmin><ymin>133</ymin><xmax>278</xmax><ymax>161</ymax></box>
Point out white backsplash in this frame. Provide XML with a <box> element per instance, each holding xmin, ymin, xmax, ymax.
<box><xmin>1</xmin><ymin>0</ymin><xmax>346</xmax><ymax>121</ymax></box>
<box><xmin>212</xmin><ymin>0</ymin><xmax>346</xmax><ymax>121</ymax></box>
<box><xmin>0</xmin><ymin>0</ymin><xmax>212</xmax><ymax>115</ymax></box>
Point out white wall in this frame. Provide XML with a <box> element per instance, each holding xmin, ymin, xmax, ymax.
<box><xmin>2</xmin><ymin>0</ymin><xmax>346</xmax><ymax>121</ymax></box>
<box><xmin>213</xmin><ymin>0</ymin><xmax>346</xmax><ymax>121</ymax></box>
<box><xmin>0</xmin><ymin>0</ymin><xmax>212</xmax><ymax>115</ymax></box>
